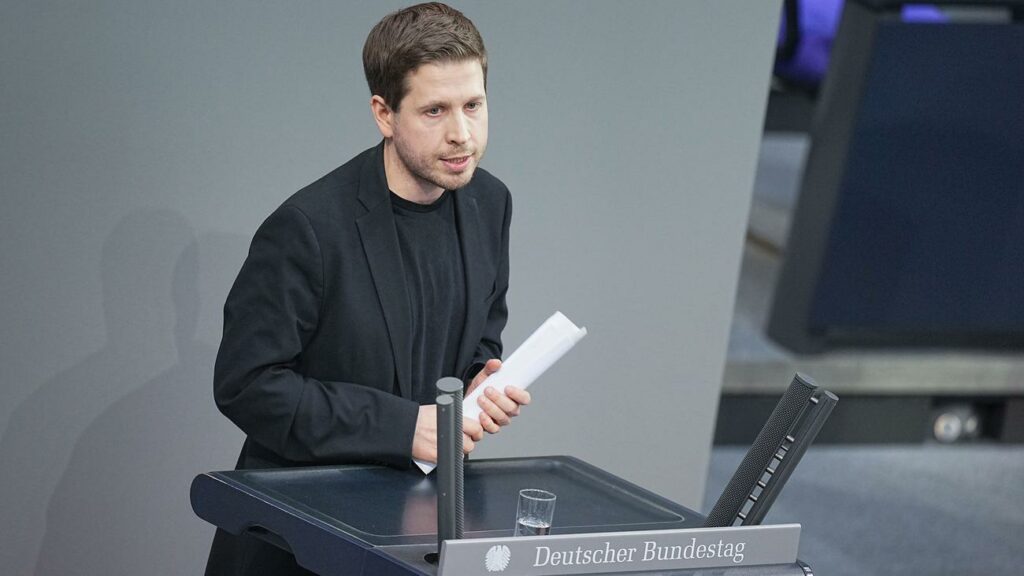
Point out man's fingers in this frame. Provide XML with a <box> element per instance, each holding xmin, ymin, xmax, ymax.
<box><xmin>462</xmin><ymin>435</ymin><xmax>475</xmax><ymax>454</ymax></box>
<box><xmin>505</xmin><ymin>386</ymin><xmax>531</xmax><ymax>406</ymax></box>
<box><xmin>467</xmin><ymin>359</ymin><xmax>504</xmax><ymax>395</ymax></box>
<box><xmin>484</xmin><ymin>358</ymin><xmax>502</xmax><ymax>374</ymax></box>
<box><xmin>463</xmin><ymin>417</ymin><xmax>484</xmax><ymax>441</ymax></box>
<box><xmin>479</xmin><ymin>412</ymin><xmax>500</xmax><ymax>434</ymax></box>
<box><xmin>483</xmin><ymin>387</ymin><xmax>519</xmax><ymax>420</ymax></box>
<box><xmin>478</xmin><ymin>392</ymin><xmax>512</xmax><ymax>426</ymax></box>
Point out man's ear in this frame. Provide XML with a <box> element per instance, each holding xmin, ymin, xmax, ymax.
<box><xmin>370</xmin><ymin>95</ymin><xmax>395</xmax><ymax>139</ymax></box>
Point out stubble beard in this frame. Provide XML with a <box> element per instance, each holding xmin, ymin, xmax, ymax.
<box><xmin>392</xmin><ymin>133</ymin><xmax>482</xmax><ymax>192</ymax></box>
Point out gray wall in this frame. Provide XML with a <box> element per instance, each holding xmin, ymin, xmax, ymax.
<box><xmin>0</xmin><ymin>1</ymin><xmax>779</xmax><ymax>573</ymax></box>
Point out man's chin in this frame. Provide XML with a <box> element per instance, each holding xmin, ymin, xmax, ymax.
<box><xmin>432</xmin><ymin>167</ymin><xmax>476</xmax><ymax>191</ymax></box>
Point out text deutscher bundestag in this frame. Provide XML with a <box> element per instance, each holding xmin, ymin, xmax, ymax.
<box><xmin>533</xmin><ymin>538</ymin><xmax>746</xmax><ymax>567</ymax></box>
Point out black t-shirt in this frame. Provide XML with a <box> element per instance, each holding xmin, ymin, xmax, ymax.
<box><xmin>390</xmin><ymin>190</ymin><xmax>467</xmax><ymax>405</ymax></box>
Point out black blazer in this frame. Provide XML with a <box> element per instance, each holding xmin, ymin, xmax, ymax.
<box><xmin>214</xmin><ymin>142</ymin><xmax>512</xmax><ymax>471</ymax></box>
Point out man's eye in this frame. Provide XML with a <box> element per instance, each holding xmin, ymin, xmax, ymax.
<box><xmin>426</xmin><ymin>107</ymin><xmax>443</xmax><ymax>116</ymax></box>
<box><xmin>466</xmin><ymin>102</ymin><xmax>481</xmax><ymax>111</ymax></box>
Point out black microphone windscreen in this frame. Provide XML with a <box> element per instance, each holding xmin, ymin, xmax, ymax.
<box><xmin>703</xmin><ymin>373</ymin><xmax>817</xmax><ymax>527</ymax></box>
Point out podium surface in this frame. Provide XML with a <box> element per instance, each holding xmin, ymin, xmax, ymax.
<box><xmin>191</xmin><ymin>456</ymin><xmax>807</xmax><ymax>575</ymax></box>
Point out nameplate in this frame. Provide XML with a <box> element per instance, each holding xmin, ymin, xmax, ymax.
<box><xmin>438</xmin><ymin>524</ymin><xmax>800</xmax><ymax>576</ymax></box>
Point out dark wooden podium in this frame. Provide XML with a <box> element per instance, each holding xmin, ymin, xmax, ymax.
<box><xmin>191</xmin><ymin>456</ymin><xmax>809</xmax><ymax>575</ymax></box>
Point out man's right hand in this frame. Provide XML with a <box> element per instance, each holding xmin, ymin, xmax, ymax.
<box><xmin>412</xmin><ymin>404</ymin><xmax>485</xmax><ymax>463</ymax></box>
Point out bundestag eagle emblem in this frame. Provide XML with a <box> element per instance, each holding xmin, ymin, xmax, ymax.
<box><xmin>484</xmin><ymin>544</ymin><xmax>511</xmax><ymax>572</ymax></box>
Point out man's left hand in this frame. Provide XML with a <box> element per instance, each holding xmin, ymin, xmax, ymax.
<box><xmin>467</xmin><ymin>359</ymin><xmax>531</xmax><ymax>434</ymax></box>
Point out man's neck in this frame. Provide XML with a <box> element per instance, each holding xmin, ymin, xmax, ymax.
<box><xmin>383</xmin><ymin>140</ymin><xmax>444</xmax><ymax>205</ymax></box>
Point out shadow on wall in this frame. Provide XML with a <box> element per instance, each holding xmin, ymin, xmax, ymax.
<box><xmin>0</xmin><ymin>209</ymin><xmax>244</xmax><ymax>575</ymax></box>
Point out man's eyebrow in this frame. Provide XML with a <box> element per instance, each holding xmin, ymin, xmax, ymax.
<box><xmin>419</xmin><ymin>94</ymin><xmax>487</xmax><ymax>110</ymax></box>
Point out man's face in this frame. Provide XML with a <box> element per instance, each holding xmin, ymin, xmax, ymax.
<box><xmin>388</xmin><ymin>59</ymin><xmax>488</xmax><ymax>193</ymax></box>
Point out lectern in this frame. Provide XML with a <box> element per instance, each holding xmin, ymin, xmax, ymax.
<box><xmin>191</xmin><ymin>456</ymin><xmax>811</xmax><ymax>575</ymax></box>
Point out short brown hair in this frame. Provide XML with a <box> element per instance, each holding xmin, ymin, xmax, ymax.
<box><xmin>363</xmin><ymin>2</ymin><xmax>487</xmax><ymax>111</ymax></box>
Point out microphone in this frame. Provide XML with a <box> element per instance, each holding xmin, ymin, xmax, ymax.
<box><xmin>704</xmin><ymin>373</ymin><xmax>838</xmax><ymax>527</ymax></box>
<box><xmin>434</xmin><ymin>377</ymin><xmax>465</xmax><ymax>561</ymax></box>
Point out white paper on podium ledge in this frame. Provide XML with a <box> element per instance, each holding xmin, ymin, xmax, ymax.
<box><xmin>415</xmin><ymin>311</ymin><xmax>587</xmax><ymax>474</ymax></box>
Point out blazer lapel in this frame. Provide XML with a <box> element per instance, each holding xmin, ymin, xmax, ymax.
<box><xmin>454</xmin><ymin>188</ymin><xmax>490</xmax><ymax>373</ymax></box>
<box><xmin>355</xmin><ymin>145</ymin><xmax>413</xmax><ymax>400</ymax></box>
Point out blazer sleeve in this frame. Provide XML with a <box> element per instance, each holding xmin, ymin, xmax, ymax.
<box><xmin>213</xmin><ymin>205</ymin><xmax>420</xmax><ymax>469</ymax></box>
<box><xmin>463</xmin><ymin>187</ymin><xmax>512</xmax><ymax>385</ymax></box>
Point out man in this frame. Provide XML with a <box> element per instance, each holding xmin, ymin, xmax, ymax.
<box><xmin>204</xmin><ymin>4</ymin><xmax>528</xmax><ymax>574</ymax></box>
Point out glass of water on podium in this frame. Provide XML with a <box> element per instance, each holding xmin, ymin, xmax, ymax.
<box><xmin>514</xmin><ymin>489</ymin><xmax>556</xmax><ymax>536</ymax></box>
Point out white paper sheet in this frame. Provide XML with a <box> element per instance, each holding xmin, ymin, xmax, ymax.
<box><xmin>415</xmin><ymin>311</ymin><xmax>587</xmax><ymax>474</ymax></box>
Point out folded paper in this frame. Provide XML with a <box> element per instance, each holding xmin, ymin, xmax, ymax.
<box><xmin>416</xmin><ymin>311</ymin><xmax>587</xmax><ymax>474</ymax></box>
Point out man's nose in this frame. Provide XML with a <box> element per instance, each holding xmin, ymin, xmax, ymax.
<box><xmin>446</xmin><ymin>112</ymin><xmax>471</xmax><ymax>146</ymax></box>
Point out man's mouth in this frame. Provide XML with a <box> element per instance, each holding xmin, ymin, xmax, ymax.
<box><xmin>441</xmin><ymin>155</ymin><xmax>472</xmax><ymax>170</ymax></box>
